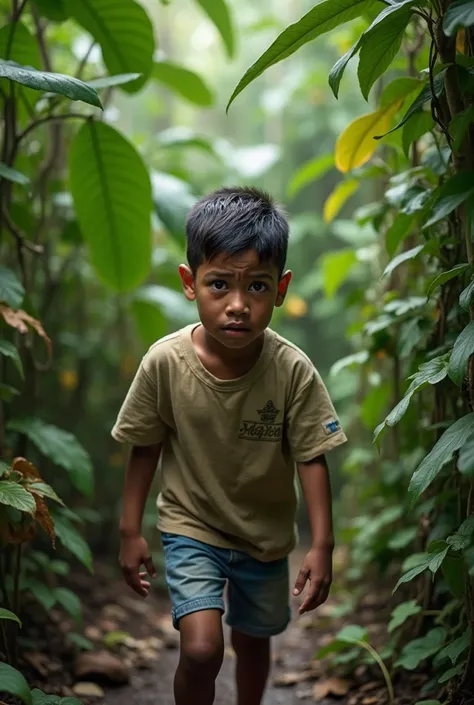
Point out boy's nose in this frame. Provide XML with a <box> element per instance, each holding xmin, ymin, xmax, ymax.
<box><xmin>226</xmin><ymin>292</ymin><xmax>249</xmax><ymax>315</ymax></box>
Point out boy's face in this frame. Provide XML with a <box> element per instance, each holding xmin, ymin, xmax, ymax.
<box><xmin>179</xmin><ymin>249</ymin><xmax>292</xmax><ymax>350</ymax></box>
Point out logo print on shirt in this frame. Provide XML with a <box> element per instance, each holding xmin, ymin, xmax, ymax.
<box><xmin>239</xmin><ymin>400</ymin><xmax>283</xmax><ymax>442</ymax></box>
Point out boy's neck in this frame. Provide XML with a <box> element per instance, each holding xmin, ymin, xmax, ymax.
<box><xmin>192</xmin><ymin>324</ymin><xmax>265</xmax><ymax>380</ymax></box>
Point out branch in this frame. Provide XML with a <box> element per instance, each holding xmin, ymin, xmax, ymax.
<box><xmin>31</xmin><ymin>3</ymin><xmax>52</xmax><ymax>72</ymax></box>
<box><xmin>75</xmin><ymin>41</ymin><xmax>96</xmax><ymax>79</ymax></box>
<box><xmin>16</xmin><ymin>112</ymin><xmax>91</xmax><ymax>146</ymax></box>
<box><xmin>3</xmin><ymin>207</ymin><xmax>44</xmax><ymax>254</ymax></box>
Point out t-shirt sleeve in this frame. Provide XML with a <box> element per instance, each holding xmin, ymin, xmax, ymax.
<box><xmin>286</xmin><ymin>365</ymin><xmax>347</xmax><ymax>463</ymax></box>
<box><xmin>111</xmin><ymin>356</ymin><xmax>166</xmax><ymax>446</ymax></box>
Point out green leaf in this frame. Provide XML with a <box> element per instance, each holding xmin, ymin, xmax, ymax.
<box><xmin>449</xmin><ymin>106</ymin><xmax>474</xmax><ymax>151</ymax></box>
<box><xmin>54</xmin><ymin>587</ymin><xmax>82</xmax><ymax>623</ymax></box>
<box><xmin>336</xmin><ymin>624</ymin><xmax>368</xmax><ymax>644</ymax></box>
<box><xmin>402</xmin><ymin>112</ymin><xmax>434</xmax><ymax>157</ymax></box>
<box><xmin>460</xmin><ymin>279</ymin><xmax>474</xmax><ymax>311</ymax></box>
<box><xmin>408</xmin><ymin>413</ymin><xmax>474</xmax><ymax>505</ymax></box>
<box><xmin>151</xmin><ymin>171</ymin><xmax>197</xmax><ymax>244</ymax></box>
<box><xmin>25</xmin><ymin>578</ymin><xmax>57</xmax><ymax>611</ymax></box>
<box><xmin>328</xmin><ymin>39</ymin><xmax>361</xmax><ymax>99</ymax></box>
<box><xmin>132</xmin><ymin>285</ymin><xmax>196</xmax><ymax>339</ymax></box>
<box><xmin>443</xmin><ymin>629</ymin><xmax>470</xmax><ymax>664</ymax></box>
<box><xmin>0</xmin><ymin>21</ymin><xmax>41</xmax><ymax>67</ymax></box>
<box><xmin>382</xmin><ymin>244</ymin><xmax>424</xmax><ymax>278</ymax></box>
<box><xmin>385</xmin><ymin>213</ymin><xmax>417</xmax><ymax>257</ymax></box>
<box><xmin>443</xmin><ymin>555</ymin><xmax>466</xmax><ymax>598</ymax></box>
<box><xmin>0</xmin><ymin>480</ymin><xmax>36</xmax><ymax>514</ymax></box>
<box><xmin>0</xmin><ymin>382</ymin><xmax>20</xmax><ymax>402</ymax></box>
<box><xmin>458</xmin><ymin>433</ymin><xmax>474</xmax><ymax>475</ymax></box>
<box><xmin>7</xmin><ymin>418</ymin><xmax>93</xmax><ymax>497</ymax></box>
<box><xmin>447</xmin><ymin>516</ymin><xmax>474</xmax><ymax>551</ymax></box>
<box><xmin>0</xmin><ymin>461</ymin><xmax>9</xmax><ymax>477</ymax></box>
<box><xmin>0</xmin><ymin>60</ymin><xmax>102</xmax><ymax>108</ymax></box>
<box><xmin>379</xmin><ymin>76</ymin><xmax>423</xmax><ymax>108</ymax></box>
<box><xmin>64</xmin><ymin>0</ymin><xmax>155</xmax><ymax>94</ymax></box>
<box><xmin>449</xmin><ymin>322</ymin><xmax>474</xmax><ymax>386</ymax></box>
<box><xmin>0</xmin><ymin>265</ymin><xmax>25</xmax><ymax>308</ymax></box>
<box><xmin>0</xmin><ymin>662</ymin><xmax>32</xmax><ymax>705</ymax></box>
<box><xmin>438</xmin><ymin>663</ymin><xmax>464</xmax><ymax>683</ymax></box>
<box><xmin>388</xmin><ymin>526</ymin><xmax>418</xmax><ymax>550</ymax></box>
<box><xmin>153</xmin><ymin>61</ymin><xmax>214</xmax><ymax>106</ymax></box>
<box><xmin>414</xmin><ymin>701</ymin><xmax>442</xmax><ymax>705</ymax></box>
<box><xmin>376</xmin><ymin>70</ymin><xmax>446</xmax><ymax>139</ymax></box>
<box><xmin>52</xmin><ymin>510</ymin><xmax>93</xmax><ymax>572</ymax></box>
<box><xmin>395</xmin><ymin>628</ymin><xmax>447</xmax><ymax>670</ymax></box>
<box><xmin>227</xmin><ymin>0</ymin><xmax>373</xmax><ymax>110</ymax></box>
<box><xmin>67</xmin><ymin>632</ymin><xmax>94</xmax><ymax>651</ymax></box>
<box><xmin>33</xmin><ymin>0</ymin><xmax>68</xmax><ymax>22</ymax></box>
<box><xmin>0</xmin><ymin>162</ymin><xmax>30</xmax><ymax>186</ymax></box>
<box><xmin>69</xmin><ymin>121</ymin><xmax>152</xmax><ymax>292</ymax></box>
<box><xmin>29</xmin><ymin>481</ymin><xmax>65</xmax><ymax>506</ymax></box>
<box><xmin>394</xmin><ymin>555</ymin><xmax>434</xmax><ymax>593</ymax></box>
<box><xmin>50</xmin><ymin>559</ymin><xmax>69</xmax><ymax>576</ymax></box>
<box><xmin>0</xmin><ymin>339</ymin><xmax>24</xmax><ymax>378</ymax></box>
<box><xmin>423</xmin><ymin>172</ymin><xmax>474</xmax><ymax>229</ymax></box>
<box><xmin>288</xmin><ymin>153</ymin><xmax>334</xmax><ymax>198</ymax></box>
<box><xmin>87</xmin><ymin>73</ymin><xmax>142</xmax><ymax>90</ymax></box>
<box><xmin>0</xmin><ymin>607</ymin><xmax>22</xmax><ymax>626</ymax></box>
<box><xmin>443</xmin><ymin>0</ymin><xmax>474</xmax><ymax>36</ymax></box>
<box><xmin>195</xmin><ymin>0</ymin><xmax>235</xmax><ymax>58</ymax></box>
<box><xmin>388</xmin><ymin>600</ymin><xmax>421</xmax><ymax>633</ymax></box>
<box><xmin>427</xmin><ymin>263</ymin><xmax>471</xmax><ymax>298</ymax></box>
<box><xmin>320</xmin><ymin>249</ymin><xmax>357</xmax><ymax>297</ymax></box>
<box><xmin>358</xmin><ymin>2</ymin><xmax>414</xmax><ymax>100</ymax></box>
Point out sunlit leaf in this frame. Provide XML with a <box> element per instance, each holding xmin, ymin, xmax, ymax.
<box><xmin>335</xmin><ymin>102</ymin><xmax>401</xmax><ymax>173</ymax></box>
<box><xmin>320</xmin><ymin>249</ymin><xmax>357</xmax><ymax>297</ymax></box>
<box><xmin>409</xmin><ymin>413</ymin><xmax>474</xmax><ymax>505</ymax></box>
<box><xmin>0</xmin><ymin>162</ymin><xmax>30</xmax><ymax>186</ymax></box>
<box><xmin>388</xmin><ymin>600</ymin><xmax>421</xmax><ymax>633</ymax></box>
<box><xmin>443</xmin><ymin>0</ymin><xmax>474</xmax><ymax>36</ymax></box>
<box><xmin>227</xmin><ymin>0</ymin><xmax>373</xmax><ymax>110</ymax></box>
<box><xmin>153</xmin><ymin>61</ymin><xmax>213</xmax><ymax>106</ymax></box>
<box><xmin>0</xmin><ymin>339</ymin><xmax>24</xmax><ymax>378</ymax></box>
<box><xmin>288</xmin><ymin>153</ymin><xmax>334</xmax><ymax>198</ymax></box>
<box><xmin>70</xmin><ymin>121</ymin><xmax>152</xmax><ymax>292</ymax></box>
<box><xmin>7</xmin><ymin>418</ymin><xmax>93</xmax><ymax>496</ymax></box>
<box><xmin>323</xmin><ymin>179</ymin><xmax>359</xmax><ymax>223</ymax></box>
<box><xmin>64</xmin><ymin>0</ymin><xmax>155</xmax><ymax>93</ymax></box>
<box><xmin>427</xmin><ymin>263</ymin><xmax>471</xmax><ymax>298</ymax></box>
<box><xmin>0</xmin><ymin>607</ymin><xmax>22</xmax><ymax>626</ymax></box>
<box><xmin>0</xmin><ymin>481</ymin><xmax>36</xmax><ymax>514</ymax></box>
<box><xmin>382</xmin><ymin>244</ymin><xmax>424</xmax><ymax>278</ymax></box>
<box><xmin>0</xmin><ymin>266</ymin><xmax>25</xmax><ymax>308</ymax></box>
<box><xmin>448</xmin><ymin>321</ymin><xmax>474</xmax><ymax>386</ymax></box>
<box><xmin>0</xmin><ymin>662</ymin><xmax>32</xmax><ymax>705</ymax></box>
<box><xmin>402</xmin><ymin>112</ymin><xmax>434</xmax><ymax>156</ymax></box>
<box><xmin>195</xmin><ymin>0</ymin><xmax>235</xmax><ymax>57</ymax></box>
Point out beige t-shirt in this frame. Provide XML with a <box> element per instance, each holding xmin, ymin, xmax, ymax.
<box><xmin>111</xmin><ymin>324</ymin><xmax>347</xmax><ymax>561</ymax></box>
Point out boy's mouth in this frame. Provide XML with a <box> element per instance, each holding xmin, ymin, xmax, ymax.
<box><xmin>222</xmin><ymin>324</ymin><xmax>251</xmax><ymax>335</ymax></box>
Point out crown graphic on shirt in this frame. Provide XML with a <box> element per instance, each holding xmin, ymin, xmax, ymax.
<box><xmin>257</xmin><ymin>400</ymin><xmax>280</xmax><ymax>423</ymax></box>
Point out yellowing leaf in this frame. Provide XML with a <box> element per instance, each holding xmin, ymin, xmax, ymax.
<box><xmin>335</xmin><ymin>102</ymin><xmax>401</xmax><ymax>173</ymax></box>
<box><xmin>59</xmin><ymin>369</ymin><xmax>78</xmax><ymax>391</ymax></box>
<box><xmin>323</xmin><ymin>179</ymin><xmax>359</xmax><ymax>222</ymax></box>
<box><xmin>285</xmin><ymin>295</ymin><xmax>308</xmax><ymax>318</ymax></box>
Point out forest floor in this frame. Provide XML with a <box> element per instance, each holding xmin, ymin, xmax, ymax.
<box><xmin>4</xmin><ymin>549</ymin><xmax>431</xmax><ymax>705</ymax></box>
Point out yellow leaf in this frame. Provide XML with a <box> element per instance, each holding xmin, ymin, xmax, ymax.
<box><xmin>335</xmin><ymin>102</ymin><xmax>401</xmax><ymax>173</ymax></box>
<box><xmin>284</xmin><ymin>295</ymin><xmax>308</xmax><ymax>319</ymax></box>
<box><xmin>323</xmin><ymin>179</ymin><xmax>359</xmax><ymax>223</ymax></box>
<box><xmin>457</xmin><ymin>29</ymin><xmax>466</xmax><ymax>54</ymax></box>
<box><xmin>59</xmin><ymin>369</ymin><xmax>78</xmax><ymax>391</ymax></box>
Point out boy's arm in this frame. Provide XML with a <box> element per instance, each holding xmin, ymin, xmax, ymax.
<box><xmin>293</xmin><ymin>455</ymin><xmax>334</xmax><ymax>614</ymax></box>
<box><xmin>119</xmin><ymin>443</ymin><xmax>161</xmax><ymax>597</ymax></box>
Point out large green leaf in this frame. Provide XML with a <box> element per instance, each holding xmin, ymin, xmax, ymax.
<box><xmin>0</xmin><ymin>21</ymin><xmax>41</xmax><ymax>67</ymax></box>
<box><xmin>7</xmin><ymin>418</ymin><xmax>93</xmax><ymax>496</ymax></box>
<box><xmin>0</xmin><ymin>339</ymin><xmax>24</xmax><ymax>378</ymax></box>
<box><xmin>402</xmin><ymin>112</ymin><xmax>434</xmax><ymax>157</ymax></box>
<box><xmin>132</xmin><ymin>285</ymin><xmax>196</xmax><ymax>346</ymax></box>
<box><xmin>395</xmin><ymin>628</ymin><xmax>447</xmax><ymax>670</ymax></box>
<box><xmin>382</xmin><ymin>244</ymin><xmax>424</xmax><ymax>278</ymax></box>
<box><xmin>388</xmin><ymin>600</ymin><xmax>421</xmax><ymax>633</ymax></box>
<box><xmin>227</xmin><ymin>0</ymin><xmax>374</xmax><ymax>110</ymax></box>
<box><xmin>320</xmin><ymin>249</ymin><xmax>357</xmax><ymax>297</ymax></box>
<box><xmin>64</xmin><ymin>0</ymin><xmax>155</xmax><ymax>93</ymax></box>
<box><xmin>0</xmin><ymin>480</ymin><xmax>36</xmax><ymax>514</ymax></box>
<box><xmin>0</xmin><ymin>663</ymin><xmax>32</xmax><ymax>705</ymax></box>
<box><xmin>195</xmin><ymin>0</ymin><xmax>235</xmax><ymax>58</ymax></box>
<box><xmin>153</xmin><ymin>61</ymin><xmax>214</xmax><ymax>106</ymax></box>
<box><xmin>0</xmin><ymin>265</ymin><xmax>25</xmax><ymax>308</ymax></box>
<box><xmin>69</xmin><ymin>121</ymin><xmax>152</xmax><ymax>292</ymax></box>
<box><xmin>0</xmin><ymin>162</ymin><xmax>30</xmax><ymax>186</ymax></box>
<box><xmin>288</xmin><ymin>153</ymin><xmax>334</xmax><ymax>197</ymax></box>
<box><xmin>131</xmin><ymin>298</ymin><xmax>167</xmax><ymax>347</ymax></box>
<box><xmin>443</xmin><ymin>0</ymin><xmax>474</xmax><ymax>36</ymax></box>
<box><xmin>34</xmin><ymin>0</ymin><xmax>68</xmax><ymax>21</ymax></box>
<box><xmin>408</xmin><ymin>413</ymin><xmax>474</xmax><ymax>505</ymax></box>
<box><xmin>0</xmin><ymin>60</ymin><xmax>102</xmax><ymax>108</ymax></box>
<box><xmin>54</xmin><ymin>587</ymin><xmax>82</xmax><ymax>623</ymax></box>
<box><xmin>24</xmin><ymin>578</ymin><xmax>57</xmax><ymax>611</ymax></box>
<box><xmin>448</xmin><ymin>322</ymin><xmax>474</xmax><ymax>386</ymax></box>
<box><xmin>358</xmin><ymin>1</ymin><xmax>416</xmax><ymax>100</ymax></box>
<box><xmin>151</xmin><ymin>171</ymin><xmax>197</xmax><ymax>244</ymax></box>
<box><xmin>52</xmin><ymin>510</ymin><xmax>93</xmax><ymax>572</ymax></box>
<box><xmin>0</xmin><ymin>607</ymin><xmax>22</xmax><ymax>626</ymax></box>
<box><xmin>29</xmin><ymin>481</ymin><xmax>64</xmax><ymax>506</ymax></box>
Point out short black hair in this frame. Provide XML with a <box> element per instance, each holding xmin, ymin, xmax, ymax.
<box><xmin>185</xmin><ymin>186</ymin><xmax>289</xmax><ymax>275</ymax></box>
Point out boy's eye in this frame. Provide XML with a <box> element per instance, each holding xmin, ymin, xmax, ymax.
<box><xmin>210</xmin><ymin>280</ymin><xmax>228</xmax><ymax>291</ymax></box>
<box><xmin>249</xmin><ymin>281</ymin><xmax>268</xmax><ymax>293</ymax></box>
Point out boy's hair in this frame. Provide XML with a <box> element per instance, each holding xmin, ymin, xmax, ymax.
<box><xmin>185</xmin><ymin>186</ymin><xmax>289</xmax><ymax>275</ymax></box>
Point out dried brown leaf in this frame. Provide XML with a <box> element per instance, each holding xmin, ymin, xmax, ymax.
<box><xmin>34</xmin><ymin>495</ymin><xmax>56</xmax><ymax>547</ymax></box>
<box><xmin>362</xmin><ymin>697</ymin><xmax>379</xmax><ymax>705</ymax></box>
<box><xmin>75</xmin><ymin>650</ymin><xmax>130</xmax><ymax>685</ymax></box>
<box><xmin>23</xmin><ymin>651</ymin><xmax>50</xmax><ymax>677</ymax></box>
<box><xmin>12</xmin><ymin>457</ymin><xmax>41</xmax><ymax>480</ymax></box>
<box><xmin>274</xmin><ymin>669</ymin><xmax>319</xmax><ymax>687</ymax></box>
<box><xmin>72</xmin><ymin>682</ymin><xmax>105</xmax><ymax>698</ymax></box>
<box><xmin>0</xmin><ymin>304</ymin><xmax>52</xmax><ymax>365</ymax></box>
<box><xmin>313</xmin><ymin>677</ymin><xmax>352</xmax><ymax>700</ymax></box>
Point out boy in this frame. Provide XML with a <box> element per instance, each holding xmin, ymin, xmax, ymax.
<box><xmin>111</xmin><ymin>187</ymin><xmax>347</xmax><ymax>705</ymax></box>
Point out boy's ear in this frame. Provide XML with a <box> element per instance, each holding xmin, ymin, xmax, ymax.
<box><xmin>275</xmin><ymin>270</ymin><xmax>292</xmax><ymax>307</ymax></box>
<box><xmin>179</xmin><ymin>264</ymin><xmax>196</xmax><ymax>301</ymax></box>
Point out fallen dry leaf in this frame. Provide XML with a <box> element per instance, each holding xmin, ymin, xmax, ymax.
<box><xmin>362</xmin><ymin>697</ymin><xmax>379</xmax><ymax>705</ymax></box>
<box><xmin>273</xmin><ymin>669</ymin><xmax>318</xmax><ymax>687</ymax></box>
<box><xmin>313</xmin><ymin>677</ymin><xmax>352</xmax><ymax>700</ymax></box>
<box><xmin>72</xmin><ymin>682</ymin><xmax>105</xmax><ymax>698</ymax></box>
<box><xmin>85</xmin><ymin>626</ymin><xmax>103</xmax><ymax>641</ymax></box>
<box><xmin>360</xmin><ymin>682</ymin><xmax>380</xmax><ymax>694</ymax></box>
<box><xmin>0</xmin><ymin>304</ymin><xmax>52</xmax><ymax>365</ymax></box>
<box><xmin>75</xmin><ymin>650</ymin><xmax>130</xmax><ymax>684</ymax></box>
<box><xmin>23</xmin><ymin>652</ymin><xmax>49</xmax><ymax>677</ymax></box>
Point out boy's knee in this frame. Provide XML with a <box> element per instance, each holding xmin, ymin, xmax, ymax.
<box><xmin>181</xmin><ymin>636</ymin><xmax>223</xmax><ymax>676</ymax></box>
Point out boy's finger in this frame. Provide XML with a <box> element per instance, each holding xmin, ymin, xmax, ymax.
<box><xmin>293</xmin><ymin>567</ymin><xmax>309</xmax><ymax>596</ymax></box>
<box><xmin>144</xmin><ymin>555</ymin><xmax>157</xmax><ymax>578</ymax></box>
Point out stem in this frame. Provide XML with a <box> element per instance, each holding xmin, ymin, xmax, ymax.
<box><xmin>15</xmin><ymin>112</ymin><xmax>90</xmax><ymax>147</ymax></box>
<box><xmin>0</xmin><ymin>621</ymin><xmax>12</xmax><ymax>664</ymax></box>
<box><xmin>358</xmin><ymin>641</ymin><xmax>395</xmax><ymax>705</ymax></box>
<box><xmin>75</xmin><ymin>41</ymin><xmax>96</xmax><ymax>79</ymax></box>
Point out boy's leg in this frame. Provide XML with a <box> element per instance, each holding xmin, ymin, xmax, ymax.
<box><xmin>231</xmin><ymin>629</ymin><xmax>270</xmax><ymax>705</ymax></box>
<box><xmin>175</xmin><ymin>610</ymin><xmax>224</xmax><ymax>705</ymax></box>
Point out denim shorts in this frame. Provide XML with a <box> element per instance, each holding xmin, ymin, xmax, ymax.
<box><xmin>161</xmin><ymin>532</ymin><xmax>291</xmax><ymax>638</ymax></box>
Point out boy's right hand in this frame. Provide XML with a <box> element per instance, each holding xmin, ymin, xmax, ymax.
<box><xmin>119</xmin><ymin>534</ymin><xmax>157</xmax><ymax>597</ymax></box>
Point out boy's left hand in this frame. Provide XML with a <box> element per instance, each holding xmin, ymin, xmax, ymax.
<box><xmin>293</xmin><ymin>546</ymin><xmax>333</xmax><ymax>614</ymax></box>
